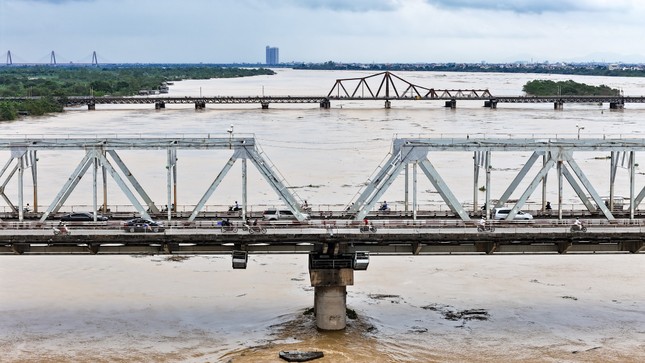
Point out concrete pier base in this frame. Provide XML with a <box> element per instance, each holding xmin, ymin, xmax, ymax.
<box><xmin>384</xmin><ymin>100</ymin><xmax>391</xmax><ymax>109</ymax></box>
<box><xmin>445</xmin><ymin>99</ymin><xmax>457</xmax><ymax>109</ymax></box>
<box><xmin>314</xmin><ymin>286</ymin><xmax>347</xmax><ymax>330</ymax></box>
<box><xmin>309</xmin><ymin>268</ymin><xmax>354</xmax><ymax>330</ymax></box>
<box><xmin>554</xmin><ymin>101</ymin><xmax>564</xmax><ymax>110</ymax></box>
<box><xmin>87</xmin><ymin>103</ymin><xmax>96</xmax><ymax>111</ymax></box>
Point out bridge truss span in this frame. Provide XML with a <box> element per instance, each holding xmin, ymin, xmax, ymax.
<box><xmin>0</xmin><ymin>136</ymin><xmax>309</xmax><ymax>223</ymax></box>
<box><xmin>349</xmin><ymin>137</ymin><xmax>645</xmax><ymax>222</ymax></box>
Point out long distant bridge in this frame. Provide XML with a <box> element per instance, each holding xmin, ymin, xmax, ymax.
<box><xmin>2</xmin><ymin>71</ymin><xmax>642</xmax><ymax>110</ymax></box>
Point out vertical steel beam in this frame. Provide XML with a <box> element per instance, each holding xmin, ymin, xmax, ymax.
<box><xmin>629</xmin><ymin>151</ymin><xmax>635</xmax><ymax>220</ymax></box>
<box><xmin>92</xmin><ymin>154</ymin><xmax>98</xmax><ymax>221</ymax></box>
<box><xmin>242</xmin><ymin>157</ymin><xmax>248</xmax><ymax>222</ymax></box>
<box><xmin>484</xmin><ymin>151</ymin><xmax>491</xmax><ymax>219</ymax></box>
<box><xmin>30</xmin><ymin>151</ymin><xmax>38</xmax><ymax>213</ymax></box>
<box><xmin>473</xmin><ymin>151</ymin><xmax>480</xmax><ymax>211</ymax></box>
<box><xmin>404</xmin><ymin>164</ymin><xmax>409</xmax><ymax>212</ymax></box>
<box><xmin>541</xmin><ymin>153</ymin><xmax>548</xmax><ymax>210</ymax></box>
<box><xmin>412</xmin><ymin>162</ymin><xmax>417</xmax><ymax>220</ymax></box>
<box><xmin>172</xmin><ymin>149</ymin><xmax>178</xmax><ymax>213</ymax></box>
<box><xmin>18</xmin><ymin>156</ymin><xmax>24</xmax><ymax>221</ymax></box>
<box><xmin>167</xmin><ymin>148</ymin><xmax>173</xmax><ymax>221</ymax></box>
<box><xmin>102</xmin><ymin>164</ymin><xmax>108</xmax><ymax>213</ymax></box>
<box><xmin>610</xmin><ymin>151</ymin><xmax>617</xmax><ymax>211</ymax></box>
<box><xmin>557</xmin><ymin>159</ymin><xmax>563</xmax><ymax>220</ymax></box>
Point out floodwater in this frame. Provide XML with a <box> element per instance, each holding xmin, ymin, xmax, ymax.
<box><xmin>0</xmin><ymin>69</ymin><xmax>644</xmax><ymax>362</ymax></box>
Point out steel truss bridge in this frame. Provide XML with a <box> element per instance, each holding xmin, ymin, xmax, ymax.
<box><xmin>1</xmin><ymin>135</ymin><xmax>644</xmax><ymax>225</ymax></box>
<box><xmin>0</xmin><ymin>136</ymin><xmax>641</xmax><ymax>265</ymax></box>
<box><xmin>3</xmin><ymin>71</ymin><xmax>645</xmax><ymax>109</ymax></box>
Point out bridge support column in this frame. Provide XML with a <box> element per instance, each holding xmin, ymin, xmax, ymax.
<box><xmin>609</xmin><ymin>102</ymin><xmax>624</xmax><ymax>109</ymax></box>
<box><xmin>155</xmin><ymin>101</ymin><xmax>165</xmax><ymax>110</ymax></box>
<box><xmin>554</xmin><ymin>101</ymin><xmax>564</xmax><ymax>110</ymax></box>
<box><xmin>87</xmin><ymin>103</ymin><xmax>95</xmax><ymax>111</ymax></box>
<box><xmin>309</xmin><ymin>267</ymin><xmax>354</xmax><ymax>330</ymax></box>
<box><xmin>261</xmin><ymin>102</ymin><xmax>269</xmax><ymax>109</ymax></box>
<box><xmin>384</xmin><ymin>100</ymin><xmax>391</xmax><ymax>109</ymax></box>
<box><xmin>445</xmin><ymin>99</ymin><xmax>457</xmax><ymax>109</ymax></box>
<box><xmin>194</xmin><ymin>101</ymin><xmax>206</xmax><ymax>110</ymax></box>
<box><xmin>484</xmin><ymin>100</ymin><xmax>497</xmax><ymax>109</ymax></box>
<box><xmin>320</xmin><ymin>99</ymin><xmax>331</xmax><ymax>109</ymax></box>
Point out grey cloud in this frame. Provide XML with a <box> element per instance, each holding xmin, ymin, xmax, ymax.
<box><xmin>424</xmin><ymin>0</ymin><xmax>623</xmax><ymax>14</ymax></box>
<box><xmin>284</xmin><ymin>0</ymin><xmax>399</xmax><ymax>12</ymax></box>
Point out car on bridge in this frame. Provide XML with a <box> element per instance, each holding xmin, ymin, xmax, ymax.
<box><xmin>493</xmin><ymin>208</ymin><xmax>533</xmax><ymax>221</ymax></box>
<box><xmin>122</xmin><ymin>218</ymin><xmax>165</xmax><ymax>233</ymax></box>
<box><xmin>60</xmin><ymin>212</ymin><xmax>108</xmax><ymax>222</ymax></box>
<box><xmin>263</xmin><ymin>209</ymin><xmax>309</xmax><ymax>221</ymax></box>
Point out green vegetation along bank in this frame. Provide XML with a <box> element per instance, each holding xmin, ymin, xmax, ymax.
<box><xmin>522</xmin><ymin>79</ymin><xmax>620</xmax><ymax>96</ymax></box>
<box><xmin>0</xmin><ymin>65</ymin><xmax>275</xmax><ymax>121</ymax></box>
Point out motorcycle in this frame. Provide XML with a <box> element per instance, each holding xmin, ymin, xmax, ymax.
<box><xmin>52</xmin><ymin>226</ymin><xmax>71</xmax><ymax>236</ymax></box>
<box><xmin>570</xmin><ymin>224</ymin><xmax>587</xmax><ymax>232</ymax></box>
<box><xmin>359</xmin><ymin>224</ymin><xmax>377</xmax><ymax>233</ymax></box>
<box><xmin>243</xmin><ymin>225</ymin><xmax>267</xmax><ymax>234</ymax></box>
<box><xmin>477</xmin><ymin>225</ymin><xmax>495</xmax><ymax>232</ymax></box>
<box><xmin>221</xmin><ymin>225</ymin><xmax>238</xmax><ymax>233</ymax></box>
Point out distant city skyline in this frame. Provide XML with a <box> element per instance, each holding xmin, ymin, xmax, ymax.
<box><xmin>1</xmin><ymin>0</ymin><xmax>644</xmax><ymax>64</ymax></box>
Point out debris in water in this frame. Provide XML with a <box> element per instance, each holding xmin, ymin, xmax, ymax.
<box><xmin>279</xmin><ymin>350</ymin><xmax>324</xmax><ymax>362</ymax></box>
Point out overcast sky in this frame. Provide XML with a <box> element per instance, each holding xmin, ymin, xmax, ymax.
<box><xmin>1</xmin><ymin>0</ymin><xmax>644</xmax><ymax>64</ymax></box>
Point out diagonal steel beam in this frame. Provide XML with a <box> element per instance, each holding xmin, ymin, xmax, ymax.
<box><xmin>39</xmin><ymin>151</ymin><xmax>94</xmax><ymax>222</ymax></box>
<box><xmin>418</xmin><ymin>157</ymin><xmax>471</xmax><ymax>221</ymax></box>
<box><xmin>561</xmin><ymin>165</ymin><xmax>597</xmax><ymax>212</ymax></box>
<box><xmin>505</xmin><ymin>159</ymin><xmax>556</xmax><ymax>220</ymax></box>
<box><xmin>565</xmin><ymin>155</ymin><xmax>615</xmax><ymax>220</ymax></box>
<box><xmin>188</xmin><ymin>150</ymin><xmax>240</xmax><ymax>221</ymax></box>
<box><xmin>495</xmin><ymin>151</ymin><xmax>542</xmax><ymax>208</ymax></box>
<box><xmin>107</xmin><ymin>150</ymin><xmax>159</xmax><ymax>214</ymax></box>
<box><xmin>95</xmin><ymin>150</ymin><xmax>151</xmax><ymax>220</ymax></box>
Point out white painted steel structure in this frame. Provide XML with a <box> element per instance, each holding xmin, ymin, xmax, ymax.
<box><xmin>0</xmin><ymin>136</ymin><xmax>309</xmax><ymax>222</ymax></box>
<box><xmin>349</xmin><ymin>138</ymin><xmax>645</xmax><ymax>221</ymax></box>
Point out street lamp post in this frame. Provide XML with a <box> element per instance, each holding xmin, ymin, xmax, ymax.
<box><xmin>576</xmin><ymin>124</ymin><xmax>585</xmax><ymax>139</ymax></box>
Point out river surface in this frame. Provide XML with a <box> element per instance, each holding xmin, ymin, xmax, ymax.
<box><xmin>0</xmin><ymin>69</ymin><xmax>644</xmax><ymax>362</ymax></box>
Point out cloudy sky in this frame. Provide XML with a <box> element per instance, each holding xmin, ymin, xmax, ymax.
<box><xmin>1</xmin><ymin>0</ymin><xmax>644</xmax><ymax>64</ymax></box>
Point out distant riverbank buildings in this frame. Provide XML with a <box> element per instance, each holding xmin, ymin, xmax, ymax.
<box><xmin>265</xmin><ymin>46</ymin><xmax>279</xmax><ymax>65</ymax></box>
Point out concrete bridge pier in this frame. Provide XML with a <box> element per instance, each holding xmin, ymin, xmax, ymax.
<box><xmin>445</xmin><ymin>99</ymin><xmax>457</xmax><ymax>109</ymax></box>
<box><xmin>87</xmin><ymin>103</ymin><xmax>95</xmax><ymax>111</ymax></box>
<box><xmin>320</xmin><ymin>99</ymin><xmax>331</xmax><ymax>109</ymax></box>
<box><xmin>309</xmin><ymin>267</ymin><xmax>354</xmax><ymax>330</ymax></box>
<box><xmin>194</xmin><ymin>101</ymin><xmax>206</xmax><ymax>110</ymax></box>
<box><xmin>484</xmin><ymin>100</ymin><xmax>497</xmax><ymax>109</ymax></box>
<box><xmin>610</xmin><ymin>101</ymin><xmax>624</xmax><ymax>109</ymax></box>
<box><xmin>384</xmin><ymin>100</ymin><xmax>391</xmax><ymax>109</ymax></box>
<box><xmin>155</xmin><ymin>101</ymin><xmax>165</xmax><ymax>110</ymax></box>
<box><xmin>261</xmin><ymin>102</ymin><xmax>270</xmax><ymax>109</ymax></box>
<box><xmin>554</xmin><ymin>101</ymin><xmax>564</xmax><ymax>110</ymax></box>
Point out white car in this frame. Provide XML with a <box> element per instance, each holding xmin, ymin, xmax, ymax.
<box><xmin>493</xmin><ymin>208</ymin><xmax>533</xmax><ymax>220</ymax></box>
<box><xmin>262</xmin><ymin>209</ymin><xmax>310</xmax><ymax>221</ymax></box>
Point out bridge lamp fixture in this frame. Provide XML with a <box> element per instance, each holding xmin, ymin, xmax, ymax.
<box><xmin>576</xmin><ymin>124</ymin><xmax>585</xmax><ymax>139</ymax></box>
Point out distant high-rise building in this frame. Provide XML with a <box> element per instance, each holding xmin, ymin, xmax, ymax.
<box><xmin>265</xmin><ymin>46</ymin><xmax>279</xmax><ymax>65</ymax></box>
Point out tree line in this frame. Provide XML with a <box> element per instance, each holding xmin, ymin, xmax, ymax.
<box><xmin>0</xmin><ymin>65</ymin><xmax>275</xmax><ymax>121</ymax></box>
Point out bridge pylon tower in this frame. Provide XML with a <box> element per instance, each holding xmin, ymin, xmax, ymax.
<box><xmin>91</xmin><ymin>51</ymin><xmax>98</xmax><ymax>66</ymax></box>
<box><xmin>6</xmin><ymin>51</ymin><xmax>12</xmax><ymax>66</ymax></box>
<box><xmin>50</xmin><ymin>51</ymin><xmax>56</xmax><ymax>65</ymax></box>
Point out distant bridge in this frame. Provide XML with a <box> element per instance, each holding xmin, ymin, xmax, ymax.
<box><xmin>2</xmin><ymin>72</ymin><xmax>643</xmax><ymax>110</ymax></box>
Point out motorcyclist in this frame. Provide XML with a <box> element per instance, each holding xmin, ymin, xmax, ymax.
<box><xmin>478</xmin><ymin>217</ymin><xmax>486</xmax><ymax>228</ymax></box>
<box><xmin>379</xmin><ymin>201</ymin><xmax>389</xmax><ymax>211</ymax></box>
<box><xmin>221</xmin><ymin>218</ymin><xmax>231</xmax><ymax>227</ymax></box>
<box><xmin>573</xmin><ymin>218</ymin><xmax>582</xmax><ymax>230</ymax></box>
